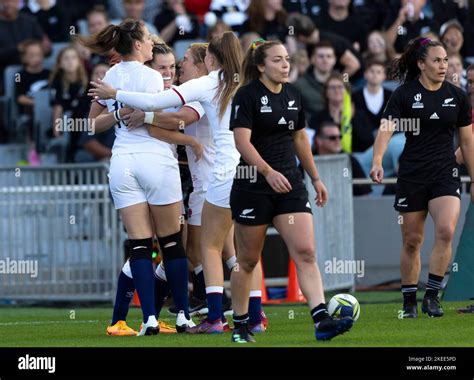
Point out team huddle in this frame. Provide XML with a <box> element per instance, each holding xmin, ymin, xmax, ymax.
<box><xmin>84</xmin><ymin>17</ymin><xmax>473</xmax><ymax>343</ymax></box>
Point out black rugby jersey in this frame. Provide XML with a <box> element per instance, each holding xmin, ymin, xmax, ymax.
<box><xmin>230</xmin><ymin>79</ymin><xmax>307</xmax><ymax>194</ymax></box>
<box><xmin>382</xmin><ymin>79</ymin><xmax>471</xmax><ymax>183</ymax></box>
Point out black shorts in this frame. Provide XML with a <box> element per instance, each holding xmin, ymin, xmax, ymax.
<box><xmin>394</xmin><ymin>178</ymin><xmax>461</xmax><ymax>212</ymax></box>
<box><xmin>230</xmin><ymin>187</ymin><xmax>312</xmax><ymax>226</ymax></box>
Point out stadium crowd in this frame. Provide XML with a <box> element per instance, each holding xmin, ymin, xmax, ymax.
<box><xmin>0</xmin><ymin>0</ymin><xmax>473</xmax><ymax>194</ymax></box>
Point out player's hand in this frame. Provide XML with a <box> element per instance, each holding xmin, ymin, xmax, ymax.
<box><xmin>190</xmin><ymin>141</ymin><xmax>203</xmax><ymax>162</ymax></box>
<box><xmin>370</xmin><ymin>164</ymin><xmax>384</xmax><ymax>184</ymax></box>
<box><xmin>88</xmin><ymin>79</ymin><xmax>117</xmax><ymax>100</ymax></box>
<box><xmin>123</xmin><ymin>109</ymin><xmax>144</xmax><ymax>130</ymax></box>
<box><xmin>313</xmin><ymin>178</ymin><xmax>328</xmax><ymax>207</ymax></box>
<box><xmin>265</xmin><ymin>169</ymin><xmax>292</xmax><ymax>193</ymax></box>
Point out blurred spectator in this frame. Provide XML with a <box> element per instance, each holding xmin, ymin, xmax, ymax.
<box><xmin>431</xmin><ymin>0</ymin><xmax>467</xmax><ymax>27</ymax></box>
<box><xmin>446</xmin><ymin>52</ymin><xmax>466</xmax><ymax>89</ymax></box>
<box><xmin>108</xmin><ymin>0</ymin><xmax>160</xmax><ymax>23</ymax></box>
<box><xmin>184</xmin><ymin>0</ymin><xmax>212</xmax><ymax>20</ymax></box>
<box><xmin>15</xmin><ymin>39</ymin><xmax>50</xmax><ymax>164</ymax></box>
<box><xmin>316</xmin><ymin>0</ymin><xmax>368</xmax><ymax>51</ymax></box>
<box><xmin>49</xmin><ymin>46</ymin><xmax>90</xmax><ymax>161</ymax></box>
<box><xmin>286</xmin><ymin>13</ymin><xmax>361</xmax><ymax>78</ymax></box>
<box><xmin>74</xmin><ymin>62</ymin><xmax>114</xmax><ymax>163</ymax></box>
<box><xmin>440</xmin><ymin>19</ymin><xmax>464</xmax><ymax>57</ymax></box>
<box><xmin>0</xmin><ymin>0</ymin><xmax>51</xmax><ymax>89</ymax></box>
<box><xmin>293</xmin><ymin>41</ymin><xmax>337</xmax><ymax>118</ymax></box>
<box><xmin>363</xmin><ymin>30</ymin><xmax>391</xmax><ymax>64</ymax></box>
<box><xmin>207</xmin><ymin>19</ymin><xmax>231</xmax><ymax>40</ymax></box>
<box><xmin>56</xmin><ymin>0</ymin><xmax>107</xmax><ymax>30</ymax></box>
<box><xmin>154</xmin><ymin>0</ymin><xmax>200</xmax><ymax>45</ymax></box>
<box><xmin>111</xmin><ymin>0</ymin><xmax>158</xmax><ymax>35</ymax></box>
<box><xmin>311</xmin><ymin>72</ymin><xmax>373</xmax><ymax>153</ymax></box>
<box><xmin>313</xmin><ymin>120</ymin><xmax>371</xmax><ymax>195</ymax></box>
<box><xmin>241</xmin><ymin>0</ymin><xmax>287</xmax><ymax>41</ymax></box>
<box><xmin>16</xmin><ymin>39</ymin><xmax>50</xmax><ymax>116</ymax></box>
<box><xmin>21</xmin><ymin>0</ymin><xmax>70</xmax><ymax>42</ymax></box>
<box><xmin>384</xmin><ymin>0</ymin><xmax>437</xmax><ymax>55</ymax></box>
<box><xmin>73</xmin><ymin>8</ymin><xmax>110</xmax><ymax>74</ymax></box>
<box><xmin>209</xmin><ymin>0</ymin><xmax>249</xmax><ymax>31</ymax></box>
<box><xmin>283</xmin><ymin>0</ymin><xmax>323</xmax><ymax>20</ymax></box>
<box><xmin>352</xmin><ymin>60</ymin><xmax>392</xmax><ymax>134</ymax></box>
<box><xmin>288</xmin><ymin>48</ymin><xmax>309</xmax><ymax>82</ymax></box>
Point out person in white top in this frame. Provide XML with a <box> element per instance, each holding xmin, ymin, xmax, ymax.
<box><xmin>89</xmin><ymin>31</ymin><xmax>262</xmax><ymax>333</ymax></box>
<box><xmin>81</xmin><ymin>19</ymin><xmax>199</xmax><ymax>336</ymax></box>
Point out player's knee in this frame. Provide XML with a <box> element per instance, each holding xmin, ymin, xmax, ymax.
<box><xmin>158</xmin><ymin>232</ymin><xmax>186</xmax><ymax>262</ymax></box>
<box><xmin>403</xmin><ymin>233</ymin><xmax>423</xmax><ymax>254</ymax></box>
<box><xmin>293</xmin><ymin>245</ymin><xmax>316</xmax><ymax>265</ymax></box>
<box><xmin>128</xmin><ymin>238</ymin><xmax>154</xmax><ymax>261</ymax></box>
<box><xmin>240</xmin><ymin>256</ymin><xmax>259</xmax><ymax>273</ymax></box>
<box><xmin>435</xmin><ymin>223</ymin><xmax>455</xmax><ymax>243</ymax></box>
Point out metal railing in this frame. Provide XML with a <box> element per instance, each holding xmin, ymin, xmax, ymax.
<box><xmin>0</xmin><ymin>163</ymin><xmax>123</xmax><ymax>301</ymax></box>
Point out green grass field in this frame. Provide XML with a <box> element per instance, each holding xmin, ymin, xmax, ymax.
<box><xmin>1</xmin><ymin>292</ymin><xmax>473</xmax><ymax>347</ymax></box>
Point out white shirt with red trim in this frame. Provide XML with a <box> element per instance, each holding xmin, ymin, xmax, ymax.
<box><xmin>101</xmin><ymin>61</ymin><xmax>176</xmax><ymax>161</ymax></box>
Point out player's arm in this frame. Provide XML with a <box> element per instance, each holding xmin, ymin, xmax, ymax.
<box><xmin>88</xmin><ymin>77</ymin><xmax>203</xmax><ymax>111</ymax></box>
<box><xmin>339</xmin><ymin>49</ymin><xmax>361</xmax><ymax>77</ymax></box>
<box><xmin>88</xmin><ymin>102</ymin><xmax>133</xmax><ymax>134</ymax></box>
<box><xmin>146</xmin><ymin>127</ymin><xmax>203</xmax><ymax>162</ymax></box>
<box><xmin>370</xmin><ymin>118</ymin><xmax>395</xmax><ymax>183</ymax></box>
<box><xmin>457</xmin><ymin>125</ymin><xmax>474</xmax><ymax>202</ymax></box>
<box><xmin>292</xmin><ymin>129</ymin><xmax>327</xmax><ymax>207</ymax></box>
<box><xmin>455</xmin><ymin>128</ymin><xmax>474</xmax><ymax>165</ymax></box>
<box><xmin>123</xmin><ymin>106</ymin><xmax>200</xmax><ymax>131</ymax></box>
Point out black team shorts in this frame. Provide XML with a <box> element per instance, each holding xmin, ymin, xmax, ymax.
<box><xmin>394</xmin><ymin>178</ymin><xmax>461</xmax><ymax>213</ymax></box>
<box><xmin>230</xmin><ymin>187</ymin><xmax>312</xmax><ymax>226</ymax></box>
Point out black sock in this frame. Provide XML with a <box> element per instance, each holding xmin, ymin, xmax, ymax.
<box><xmin>425</xmin><ymin>273</ymin><xmax>443</xmax><ymax>298</ymax></box>
<box><xmin>233</xmin><ymin>313</ymin><xmax>249</xmax><ymax>330</ymax></box>
<box><xmin>311</xmin><ymin>303</ymin><xmax>330</xmax><ymax>324</ymax></box>
<box><xmin>402</xmin><ymin>284</ymin><xmax>418</xmax><ymax>305</ymax></box>
<box><xmin>191</xmin><ymin>271</ymin><xmax>206</xmax><ymax>300</ymax></box>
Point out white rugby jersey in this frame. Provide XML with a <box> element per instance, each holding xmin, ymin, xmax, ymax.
<box><xmin>99</xmin><ymin>61</ymin><xmax>176</xmax><ymax>161</ymax></box>
<box><xmin>116</xmin><ymin>70</ymin><xmax>240</xmax><ymax>176</ymax></box>
<box><xmin>183</xmin><ymin>103</ymin><xmax>215</xmax><ymax>191</ymax></box>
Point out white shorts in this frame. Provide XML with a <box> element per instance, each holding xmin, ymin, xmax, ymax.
<box><xmin>188</xmin><ymin>189</ymin><xmax>206</xmax><ymax>226</ymax></box>
<box><xmin>205</xmin><ymin>178</ymin><xmax>233</xmax><ymax>208</ymax></box>
<box><xmin>108</xmin><ymin>153</ymin><xmax>182</xmax><ymax>209</ymax></box>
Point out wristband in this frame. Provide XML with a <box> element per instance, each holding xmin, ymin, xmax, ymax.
<box><xmin>144</xmin><ymin>112</ymin><xmax>154</xmax><ymax>125</ymax></box>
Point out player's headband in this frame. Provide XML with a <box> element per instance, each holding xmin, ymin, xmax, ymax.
<box><xmin>419</xmin><ymin>38</ymin><xmax>431</xmax><ymax>47</ymax></box>
<box><xmin>251</xmin><ymin>38</ymin><xmax>266</xmax><ymax>50</ymax></box>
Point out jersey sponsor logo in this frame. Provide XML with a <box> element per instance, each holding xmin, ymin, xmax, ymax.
<box><xmin>412</xmin><ymin>93</ymin><xmax>424</xmax><ymax>109</ymax></box>
<box><xmin>429</xmin><ymin>112</ymin><xmax>440</xmax><ymax>119</ymax></box>
<box><xmin>442</xmin><ymin>98</ymin><xmax>456</xmax><ymax>107</ymax></box>
<box><xmin>278</xmin><ymin>117</ymin><xmax>287</xmax><ymax>125</ymax></box>
<box><xmin>397</xmin><ymin>197</ymin><xmax>408</xmax><ymax>207</ymax></box>
<box><xmin>288</xmin><ymin>100</ymin><xmax>298</xmax><ymax>110</ymax></box>
<box><xmin>260</xmin><ymin>96</ymin><xmax>272</xmax><ymax>113</ymax></box>
<box><xmin>240</xmin><ymin>208</ymin><xmax>256</xmax><ymax>219</ymax></box>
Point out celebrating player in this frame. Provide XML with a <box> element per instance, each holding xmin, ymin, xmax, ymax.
<box><xmin>81</xmin><ymin>19</ymin><xmax>198</xmax><ymax>335</ymax></box>
<box><xmin>370</xmin><ymin>37</ymin><xmax>474</xmax><ymax>318</ymax></box>
<box><xmin>228</xmin><ymin>39</ymin><xmax>354</xmax><ymax>342</ymax></box>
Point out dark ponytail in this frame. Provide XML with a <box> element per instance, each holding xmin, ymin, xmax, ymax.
<box><xmin>78</xmin><ymin>18</ymin><xmax>145</xmax><ymax>57</ymax></box>
<box><xmin>241</xmin><ymin>39</ymin><xmax>283</xmax><ymax>87</ymax></box>
<box><xmin>208</xmin><ymin>31</ymin><xmax>242</xmax><ymax>120</ymax></box>
<box><xmin>389</xmin><ymin>37</ymin><xmax>445</xmax><ymax>83</ymax></box>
